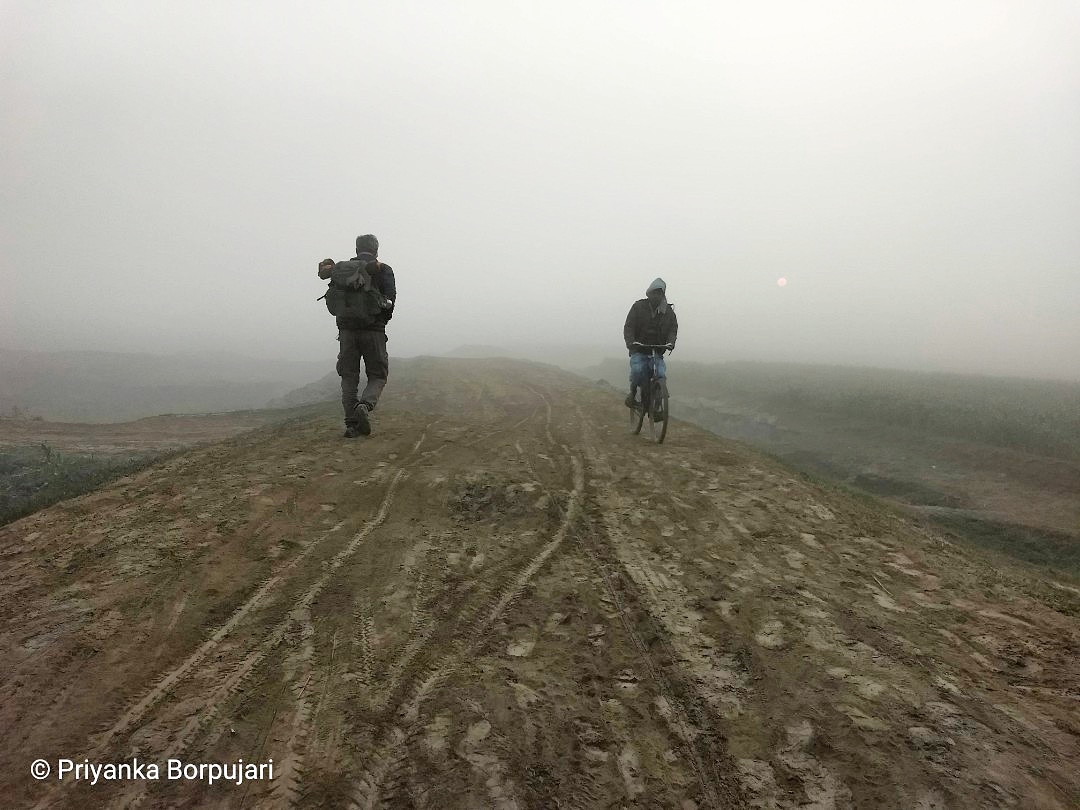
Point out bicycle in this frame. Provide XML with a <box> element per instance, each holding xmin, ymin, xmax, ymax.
<box><xmin>627</xmin><ymin>343</ymin><xmax>672</xmax><ymax>444</ymax></box>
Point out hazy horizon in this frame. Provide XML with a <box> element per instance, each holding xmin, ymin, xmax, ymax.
<box><xmin>3</xmin><ymin>1</ymin><xmax>1078</xmax><ymax>381</ymax></box>
<box><xmin>6</xmin><ymin>343</ymin><xmax>1080</xmax><ymax>388</ymax></box>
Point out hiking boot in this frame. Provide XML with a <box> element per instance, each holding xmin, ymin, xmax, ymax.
<box><xmin>355</xmin><ymin>404</ymin><xmax>372</xmax><ymax>436</ymax></box>
<box><xmin>624</xmin><ymin>393</ymin><xmax>636</xmax><ymax>408</ymax></box>
<box><xmin>343</xmin><ymin>424</ymin><xmax>361</xmax><ymax>439</ymax></box>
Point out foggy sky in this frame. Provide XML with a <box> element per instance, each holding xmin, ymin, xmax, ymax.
<box><xmin>3</xmin><ymin>1</ymin><xmax>1079</xmax><ymax>380</ymax></box>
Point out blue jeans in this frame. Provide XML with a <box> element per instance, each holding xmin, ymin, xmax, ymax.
<box><xmin>629</xmin><ymin>352</ymin><xmax>666</xmax><ymax>388</ymax></box>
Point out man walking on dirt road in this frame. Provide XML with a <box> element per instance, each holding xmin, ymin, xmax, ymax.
<box><xmin>623</xmin><ymin>277</ymin><xmax>678</xmax><ymax>408</ymax></box>
<box><xmin>318</xmin><ymin>234</ymin><xmax>396</xmax><ymax>438</ymax></box>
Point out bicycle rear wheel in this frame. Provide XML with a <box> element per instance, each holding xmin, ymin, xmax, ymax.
<box><xmin>648</xmin><ymin>378</ymin><xmax>669</xmax><ymax>444</ymax></box>
<box><xmin>628</xmin><ymin>390</ymin><xmax>645</xmax><ymax>434</ymax></box>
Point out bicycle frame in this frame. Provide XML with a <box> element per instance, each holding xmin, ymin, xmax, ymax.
<box><xmin>628</xmin><ymin>344</ymin><xmax>671</xmax><ymax>443</ymax></box>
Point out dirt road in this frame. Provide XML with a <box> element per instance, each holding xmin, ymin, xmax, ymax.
<box><xmin>2</xmin><ymin>359</ymin><xmax>1077</xmax><ymax>808</ymax></box>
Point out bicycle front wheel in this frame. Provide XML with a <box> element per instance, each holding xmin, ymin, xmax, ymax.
<box><xmin>629</xmin><ymin>390</ymin><xmax>645</xmax><ymax>434</ymax></box>
<box><xmin>648</xmin><ymin>378</ymin><xmax>669</xmax><ymax>444</ymax></box>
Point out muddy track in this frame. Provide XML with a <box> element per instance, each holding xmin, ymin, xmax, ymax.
<box><xmin>29</xmin><ymin>422</ymin><xmax>438</xmax><ymax>810</ymax></box>
<box><xmin>5</xmin><ymin>360</ymin><xmax>1079</xmax><ymax>809</ymax></box>
<box><xmin>348</xmin><ymin>388</ymin><xmax>585</xmax><ymax>809</ymax></box>
<box><xmin>577</xmin><ymin>514</ymin><xmax>739</xmax><ymax>809</ymax></box>
<box><xmin>366</xmin><ymin>393</ymin><xmax>553</xmax><ymax>647</ymax></box>
<box><xmin>221</xmin><ymin>383</ymin><xmax>563</xmax><ymax>809</ymax></box>
<box><xmin>575</xmin><ymin>408</ymin><xmax>744</xmax><ymax>808</ymax></box>
<box><xmin>82</xmin><ymin>514</ymin><xmax>348</xmax><ymax>757</ymax></box>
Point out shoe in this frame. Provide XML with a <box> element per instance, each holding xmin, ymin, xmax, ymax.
<box><xmin>355</xmin><ymin>404</ymin><xmax>372</xmax><ymax>436</ymax></box>
<box><xmin>343</xmin><ymin>425</ymin><xmax>361</xmax><ymax>439</ymax></box>
<box><xmin>624</xmin><ymin>393</ymin><xmax>635</xmax><ymax>408</ymax></box>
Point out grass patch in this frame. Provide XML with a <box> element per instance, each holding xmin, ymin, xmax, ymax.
<box><xmin>924</xmin><ymin>512</ymin><xmax>1080</xmax><ymax>575</ymax></box>
<box><xmin>685</xmin><ymin>362</ymin><xmax>1080</xmax><ymax>461</ymax></box>
<box><xmin>0</xmin><ymin>443</ymin><xmax>175</xmax><ymax>528</ymax></box>
<box><xmin>848</xmin><ymin>473</ymin><xmax>969</xmax><ymax>508</ymax></box>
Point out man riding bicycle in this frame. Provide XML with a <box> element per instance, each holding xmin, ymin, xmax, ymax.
<box><xmin>623</xmin><ymin>277</ymin><xmax>678</xmax><ymax>408</ymax></box>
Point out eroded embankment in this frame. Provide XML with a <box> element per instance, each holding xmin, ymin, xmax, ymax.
<box><xmin>1</xmin><ymin>360</ymin><xmax>1077</xmax><ymax>809</ymax></box>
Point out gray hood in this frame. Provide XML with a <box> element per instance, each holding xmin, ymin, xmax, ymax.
<box><xmin>646</xmin><ymin>277</ymin><xmax>669</xmax><ymax>314</ymax></box>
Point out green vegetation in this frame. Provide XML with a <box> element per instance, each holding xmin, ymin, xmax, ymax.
<box><xmin>0</xmin><ymin>443</ymin><xmax>171</xmax><ymax>527</ymax></box>
<box><xmin>925</xmin><ymin>513</ymin><xmax>1080</xmax><ymax>575</ymax></box>
<box><xmin>848</xmin><ymin>472</ymin><xmax>969</xmax><ymax>508</ymax></box>
<box><xmin>673</xmin><ymin>361</ymin><xmax>1080</xmax><ymax>461</ymax></box>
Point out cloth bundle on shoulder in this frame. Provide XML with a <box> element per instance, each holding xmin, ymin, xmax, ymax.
<box><xmin>321</xmin><ymin>259</ymin><xmax>388</xmax><ymax>328</ymax></box>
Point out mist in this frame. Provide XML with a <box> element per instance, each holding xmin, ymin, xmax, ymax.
<box><xmin>3</xmin><ymin>0</ymin><xmax>1078</xmax><ymax>380</ymax></box>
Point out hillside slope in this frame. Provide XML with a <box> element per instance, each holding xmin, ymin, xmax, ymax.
<box><xmin>2</xmin><ymin>360</ymin><xmax>1077</xmax><ymax>809</ymax></box>
<box><xmin>0</xmin><ymin>348</ymin><xmax>325</xmax><ymax>422</ymax></box>
<box><xmin>586</xmin><ymin>358</ymin><xmax>1080</xmax><ymax>571</ymax></box>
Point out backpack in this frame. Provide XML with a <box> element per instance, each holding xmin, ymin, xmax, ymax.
<box><xmin>320</xmin><ymin>258</ymin><xmax>388</xmax><ymax>326</ymax></box>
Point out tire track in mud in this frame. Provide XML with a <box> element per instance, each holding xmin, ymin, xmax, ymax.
<box><xmin>96</xmin><ymin>467</ymin><xmax>415</xmax><ymax>810</ymax></box>
<box><xmin>502</xmin><ymin>402</ymin><xmax>626</xmax><ymax>810</ymax></box>
<box><xmin>576</xmin><ymin>407</ymin><xmax>744</xmax><ymax>809</ymax></box>
<box><xmin>409</xmin><ymin>570</ymin><xmax>431</xmax><ymax>638</ymax></box>
<box><xmin>577</xmin><ymin>532</ymin><xmax>739</xmax><ymax>809</ymax></box>
<box><xmin>82</xmin><ymin>516</ymin><xmax>348</xmax><ymax>758</ymax></box>
<box><xmin>352</xmin><ymin>597</ymin><xmax>375</xmax><ymax>698</ymax></box>
<box><xmin>463</xmin><ymin>406</ymin><xmax>539</xmax><ymax>449</ymax></box>
<box><xmin>352</xmin><ymin>461</ymin><xmax>584</xmax><ymax>808</ymax></box>
<box><xmin>215</xmin><ymin>393</ymin><xmax>551</xmax><ymax>808</ymax></box>
<box><xmin>168</xmin><ymin>466</ymin><xmax>410</xmax><ymax>749</ymax></box>
<box><xmin>580</xmin><ymin>407</ymin><xmax>852</xmax><ymax>809</ymax></box>
<box><xmin>266</xmin><ymin>394</ymin><xmax>552</xmax><ymax>808</ymax></box>
<box><xmin>349</xmin><ymin>389</ymin><xmax>583</xmax><ymax>809</ymax></box>
<box><xmin>342</xmin><ymin>392</ymin><xmax>551</xmax><ymax>722</ymax></box>
<box><xmin>33</xmin><ymin>426</ymin><xmax>438</xmax><ymax>810</ymax></box>
<box><xmin>264</xmin><ymin>608</ymin><xmax>317</xmax><ymax>810</ymax></box>
<box><xmin>501</xmin><ymin>395</ymin><xmax>631</xmax><ymax>810</ymax></box>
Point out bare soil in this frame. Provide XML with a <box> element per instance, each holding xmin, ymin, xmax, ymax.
<box><xmin>0</xmin><ymin>410</ymin><xmax>309</xmax><ymax>456</ymax></box>
<box><xmin>2</xmin><ymin>360</ymin><xmax>1077</xmax><ymax>808</ymax></box>
<box><xmin>672</xmin><ymin>396</ymin><xmax>1080</xmax><ymax>570</ymax></box>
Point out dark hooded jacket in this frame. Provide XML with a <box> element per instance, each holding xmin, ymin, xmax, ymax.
<box><xmin>319</xmin><ymin>251</ymin><xmax>397</xmax><ymax>332</ymax></box>
<box><xmin>623</xmin><ymin>299</ymin><xmax>678</xmax><ymax>354</ymax></box>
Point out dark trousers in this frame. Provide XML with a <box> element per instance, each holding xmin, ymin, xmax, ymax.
<box><xmin>336</xmin><ymin>329</ymin><xmax>389</xmax><ymax>426</ymax></box>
